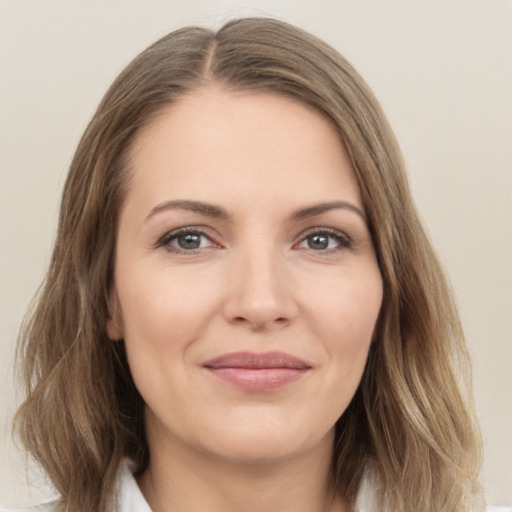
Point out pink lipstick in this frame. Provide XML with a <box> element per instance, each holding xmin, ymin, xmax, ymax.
<box><xmin>202</xmin><ymin>351</ymin><xmax>311</xmax><ymax>392</ymax></box>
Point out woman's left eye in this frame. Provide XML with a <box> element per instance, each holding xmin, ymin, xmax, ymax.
<box><xmin>158</xmin><ymin>229</ymin><xmax>216</xmax><ymax>253</ymax></box>
<box><xmin>296</xmin><ymin>229</ymin><xmax>352</xmax><ymax>252</ymax></box>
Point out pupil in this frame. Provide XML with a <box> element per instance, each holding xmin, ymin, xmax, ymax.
<box><xmin>308</xmin><ymin>234</ymin><xmax>329</xmax><ymax>250</ymax></box>
<box><xmin>178</xmin><ymin>233</ymin><xmax>201</xmax><ymax>249</ymax></box>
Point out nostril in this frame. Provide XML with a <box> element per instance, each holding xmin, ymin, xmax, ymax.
<box><xmin>231</xmin><ymin>316</ymin><xmax>289</xmax><ymax>328</ymax></box>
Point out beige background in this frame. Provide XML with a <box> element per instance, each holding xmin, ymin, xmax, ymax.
<box><xmin>1</xmin><ymin>0</ymin><xmax>511</xmax><ymax>507</ymax></box>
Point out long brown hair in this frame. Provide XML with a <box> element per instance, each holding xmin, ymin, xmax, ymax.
<box><xmin>15</xmin><ymin>17</ymin><xmax>483</xmax><ymax>511</ymax></box>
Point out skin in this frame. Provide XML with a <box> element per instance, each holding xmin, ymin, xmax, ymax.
<box><xmin>108</xmin><ymin>85</ymin><xmax>383</xmax><ymax>512</ymax></box>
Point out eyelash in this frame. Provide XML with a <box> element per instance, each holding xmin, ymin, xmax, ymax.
<box><xmin>157</xmin><ymin>227</ymin><xmax>215</xmax><ymax>255</ymax></box>
<box><xmin>156</xmin><ymin>227</ymin><xmax>353</xmax><ymax>255</ymax></box>
<box><xmin>295</xmin><ymin>228</ymin><xmax>353</xmax><ymax>253</ymax></box>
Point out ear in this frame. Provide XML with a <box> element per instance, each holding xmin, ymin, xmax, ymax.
<box><xmin>107</xmin><ymin>290</ymin><xmax>125</xmax><ymax>341</ymax></box>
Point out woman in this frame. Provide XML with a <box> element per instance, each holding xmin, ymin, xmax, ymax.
<box><xmin>11</xmin><ymin>17</ymin><xmax>484</xmax><ymax>512</ymax></box>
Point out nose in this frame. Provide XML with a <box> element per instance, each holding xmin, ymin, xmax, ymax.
<box><xmin>222</xmin><ymin>246</ymin><xmax>298</xmax><ymax>331</ymax></box>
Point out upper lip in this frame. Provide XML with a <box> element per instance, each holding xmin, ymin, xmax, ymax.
<box><xmin>203</xmin><ymin>351</ymin><xmax>311</xmax><ymax>370</ymax></box>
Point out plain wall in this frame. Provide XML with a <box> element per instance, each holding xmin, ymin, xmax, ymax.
<box><xmin>1</xmin><ymin>0</ymin><xmax>511</xmax><ymax>507</ymax></box>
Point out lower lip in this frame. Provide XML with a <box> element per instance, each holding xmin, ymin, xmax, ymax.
<box><xmin>206</xmin><ymin>367</ymin><xmax>308</xmax><ymax>392</ymax></box>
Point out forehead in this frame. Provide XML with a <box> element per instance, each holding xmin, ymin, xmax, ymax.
<box><xmin>124</xmin><ymin>85</ymin><xmax>362</xmax><ymax>213</ymax></box>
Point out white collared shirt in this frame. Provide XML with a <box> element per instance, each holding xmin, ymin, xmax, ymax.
<box><xmin>2</xmin><ymin>458</ymin><xmax>375</xmax><ymax>511</ymax></box>
<box><xmin>2</xmin><ymin>459</ymin><xmax>508</xmax><ymax>511</ymax></box>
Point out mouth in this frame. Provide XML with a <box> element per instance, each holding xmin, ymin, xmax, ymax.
<box><xmin>202</xmin><ymin>351</ymin><xmax>312</xmax><ymax>392</ymax></box>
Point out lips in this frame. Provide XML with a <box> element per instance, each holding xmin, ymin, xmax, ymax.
<box><xmin>202</xmin><ymin>351</ymin><xmax>311</xmax><ymax>392</ymax></box>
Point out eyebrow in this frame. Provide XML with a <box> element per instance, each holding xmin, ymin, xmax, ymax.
<box><xmin>145</xmin><ymin>200</ymin><xmax>229</xmax><ymax>222</ymax></box>
<box><xmin>145</xmin><ymin>199</ymin><xmax>366</xmax><ymax>223</ymax></box>
<box><xmin>291</xmin><ymin>201</ymin><xmax>366</xmax><ymax>222</ymax></box>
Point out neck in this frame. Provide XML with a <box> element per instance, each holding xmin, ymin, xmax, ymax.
<box><xmin>137</xmin><ymin>428</ymin><xmax>349</xmax><ymax>512</ymax></box>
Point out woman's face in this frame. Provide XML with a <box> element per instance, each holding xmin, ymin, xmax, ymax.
<box><xmin>109</xmin><ymin>86</ymin><xmax>383</xmax><ymax>464</ymax></box>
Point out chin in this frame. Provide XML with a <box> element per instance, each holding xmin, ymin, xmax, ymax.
<box><xmin>206</xmin><ymin>439</ymin><xmax>309</xmax><ymax>465</ymax></box>
<box><xmin>193</xmin><ymin>418</ymin><xmax>334</xmax><ymax>465</ymax></box>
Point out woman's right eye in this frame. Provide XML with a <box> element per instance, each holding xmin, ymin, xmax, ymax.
<box><xmin>158</xmin><ymin>228</ymin><xmax>217</xmax><ymax>254</ymax></box>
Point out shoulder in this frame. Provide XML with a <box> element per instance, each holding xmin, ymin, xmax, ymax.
<box><xmin>0</xmin><ymin>503</ymin><xmax>57</xmax><ymax>512</ymax></box>
<box><xmin>1</xmin><ymin>459</ymin><xmax>149</xmax><ymax>512</ymax></box>
<box><xmin>354</xmin><ymin>468</ymin><xmax>510</xmax><ymax>512</ymax></box>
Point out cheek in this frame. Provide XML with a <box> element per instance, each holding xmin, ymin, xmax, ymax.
<box><xmin>283</xmin><ymin>269</ymin><xmax>382</xmax><ymax>434</ymax></box>
<box><xmin>116</xmin><ymin>265</ymin><xmax>223</xmax><ymax>359</ymax></box>
<box><xmin>117</xmin><ymin>267</ymin><xmax>225</xmax><ymax>419</ymax></box>
<box><xmin>310</xmin><ymin>264</ymin><xmax>381</xmax><ymax>326</ymax></box>
<box><xmin>306</xmin><ymin>268</ymin><xmax>382</xmax><ymax>370</ymax></box>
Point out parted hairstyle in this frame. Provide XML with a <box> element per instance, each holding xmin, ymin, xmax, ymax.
<box><xmin>15</xmin><ymin>17</ymin><xmax>484</xmax><ymax>512</ymax></box>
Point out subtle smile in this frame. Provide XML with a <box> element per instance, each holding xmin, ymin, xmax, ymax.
<box><xmin>202</xmin><ymin>351</ymin><xmax>312</xmax><ymax>392</ymax></box>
